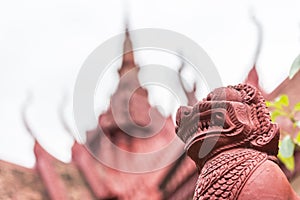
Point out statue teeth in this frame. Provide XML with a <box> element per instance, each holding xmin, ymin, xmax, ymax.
<box><xmin>198</xmin><ymin>122</ymin><xmax>203</xmax><ymax>130</ymax></box>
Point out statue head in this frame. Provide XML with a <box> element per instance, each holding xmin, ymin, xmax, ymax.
<box><xmin>175</xmin><ymin>84</ymin><xmax>279</xmax><ymax>167</ymax></box>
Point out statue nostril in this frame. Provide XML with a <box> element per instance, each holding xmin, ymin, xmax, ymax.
<box><xmin>207</xmin><ymin>93</ymin><xmax>212</xmax><ymax>101</ymax></box>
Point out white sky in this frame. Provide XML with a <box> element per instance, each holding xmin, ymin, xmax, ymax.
<box><xmin>0</xmin><ymin>0</ymin><xmax>300</xmax><ymax>168</ymax></box>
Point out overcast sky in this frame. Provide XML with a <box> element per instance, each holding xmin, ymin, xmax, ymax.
<box><xmin>1</xmin><ymin>0</ymin><xmax>300</xmax><ymax>168</ymax></box>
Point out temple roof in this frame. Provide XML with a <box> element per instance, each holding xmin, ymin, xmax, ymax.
<box><xmin>96</xmin><ymin>27</ymin><xmax>173</xmax><ymax>153</ymax></box>
<box><xmin>0</xmin><ymin>160</ymin><xmax>49</xmax><ymax>199</ymax></box>
<box><xmin>1</xmin><ymin>26</ymin><xmax>202</xmax><ymax>200</ymax></box>
<box><xmin>267</xmin><ymin>70</ymin><xmax>300</xmax><ymax>106</ymax></box>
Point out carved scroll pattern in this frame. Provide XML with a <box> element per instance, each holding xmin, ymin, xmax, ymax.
<box><xmin>193</xmin><ymin>149</ymin><xmax>267</xmax><ymax>200</ymax></box>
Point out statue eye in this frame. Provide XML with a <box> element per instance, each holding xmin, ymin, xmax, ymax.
<box><xmin>184</xmin><ymin>110</ymin><xmax>190</xmax><ymax>115</ymax></box>
<box><xmin>212</xmin><ymin>112</ymin><xmax>225</xmax><ymax>126</ymax></box>
<box><xmin>215</xmin><ymin>113</ymin><xmax>224</xmax><ymax>120</ymax></box>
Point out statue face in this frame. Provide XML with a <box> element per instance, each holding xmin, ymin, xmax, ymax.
<box><xmin>176</xmin><ymin>88</ymin><xmax>253</xmax><ymax>146</ymax></box>
<box><xmin>175</xmin><ymin>84</ymin><xmax>279</xmax><ymax>160</ymax></box>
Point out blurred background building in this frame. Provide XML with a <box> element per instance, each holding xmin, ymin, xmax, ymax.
<box><xmin>1</xmin><ymin>0</ymin><xmax>300</xmax><ymax>199</ymax></box>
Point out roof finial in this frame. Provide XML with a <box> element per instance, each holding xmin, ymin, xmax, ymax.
<box><xmin>58</xmin><ymin>91</ymin><xmax>74</xmax><ymax>138</ymax></box>
<box><xmin>245</xmin><ymin>10</ymin><xmax>262</xmax><ymax>89</ymax></box>
<box><xmin>122</xmin><ymin>0</ymin><xmax>129</xmax><ymax>29</ymax></box>
<box><xmin>251</xmin><ymin>12</ymin><xmax>263</xmax><ymax>67</ymax></box>
<box><xmin>123</xmin><ymin>7</ymin><xmax>129</xmax><ymax>32</ymax></box>
<box><xmin>118</xmin><ymin>16</ymin><xmax>136</xmax><ymax>76</ymax></box>
<box><xmin>21</xmin><ymin>91</ymin><xmax>35</xmax><ymax>138</ymax></box>
<box><xmin>178</xmin><ymin>59</ymin><xmax>197</xmax><ymax>106</ymax></box>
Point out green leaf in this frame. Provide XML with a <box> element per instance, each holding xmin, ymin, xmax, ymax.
<box><xmin>278</xmin><ymin>153</ymin><xmax>295</xmax><ymax>171</ymax></box>
<box><xmin>295</xmin><ymin>132</ymin><xmax>300</xmax><ymax>146</ymax></box>
<box><xmin>278</xmin><ymin>95</ymin><xmax>289</xmax><ymax>107</ymax></box>
<box><xmin>270</xmin><ymin>110</ymin><xmax>285</xmax><ymax>121</ymax></box>
<box><xmin>266</xmin><ymin>101</ymin><xmax>273</xmax><ymax>107</ymax></box>
<box><xmin>294</xmin><ymin>102</ymin><xmax>300</xmax><ymax>112</ymax></box>
<box><xmin>289</xmin><ymin>54</ymin><xmax>300</xmax><ymax>79</ymax></box>
<box><xmin>269</xmin><ymin>95</ymin><xmax>289</xmax><ymax>110</ymax></box>
<box><xmin>270</xmin><ymin>100</ymin><xmax>282</xmax><ymax>109</ymax></box>
<box><xmin>279</xmin><ymin>135</ymin><xmax>295</xmax><ymax>157</ymax></box>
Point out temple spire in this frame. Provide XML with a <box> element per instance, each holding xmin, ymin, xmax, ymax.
<box><xmin>178</xmin><ymin>61</ymin><xmax>197</xmax><ymax>106</ymax></box>
<box><xmin>118</xmin><ymin>23</ymin><xmax>136</xmax><ymax>76</ymax></box>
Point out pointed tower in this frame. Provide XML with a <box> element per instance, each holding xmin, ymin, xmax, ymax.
<box><xmin>118</xmin><ymin>26</ymin><xmax>136</xmax><ymax>76</ymax></box>
<box><xmin>84</xmin><ymin>25</ymin><xmax>178</xmax><ymax>195</ymax></box>
<box><xmin>85</xmin><ymin>24</ymin><xmax>193</xmax><ymax>200</ymax></box>
<box><xmin>89</xmin><ymin>25</ymin><xmax>174</xmax><ymax>156</ymax></box>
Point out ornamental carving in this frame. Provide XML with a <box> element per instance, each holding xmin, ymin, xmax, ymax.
<box><xmin>176</xmin><ymin>84</ymin><xmax>300</xmax><ymax>200</ymax></box>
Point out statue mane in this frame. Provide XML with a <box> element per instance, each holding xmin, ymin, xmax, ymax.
<box><xmin>176</xmin><ymin>83</ymin><xmax>279</xmax><ymax>166</ymax></box>
<box><xmin>175</xmin><ymin>84</ymin><xmax>300</xmax><ymax>200</ymax></box>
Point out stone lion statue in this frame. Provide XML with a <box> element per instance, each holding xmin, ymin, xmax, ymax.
<box><xmin>175</xmin><ymin>84</ymin><xmax>299</xmax><ymax>200</ymax></box>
